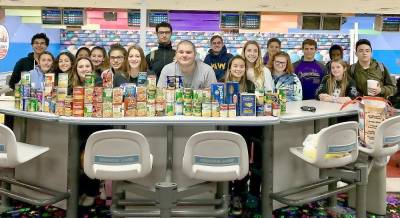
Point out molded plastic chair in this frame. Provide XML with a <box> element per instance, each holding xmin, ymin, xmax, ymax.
<box><xmin>290</xmin><ymin>121</ymin><xmax>359</xmax><ymax>168</ymax></box>
<box><xmin>0</xmin><ymin>124</ymin><xmax>69</xmax><ymax>206</ymax></box>
<box><xmin>83</xmin><ymin>129</ymin><xmax>153</xmax><ymax>180</ymax></box>
<box><xmin>358</xmin><ymin>115</ymin><xmax>400</xmax><ymax>166</ymax></box>
<box><xmin>182</xmin><ymin>130</ymin><xmax>249</xmax><ymax>181</ymax></box>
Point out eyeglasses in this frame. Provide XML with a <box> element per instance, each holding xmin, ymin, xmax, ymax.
<box><xmin>274</xmin><ymin>60</ymin><xmax>287</xmax><ymax>66</ymax></box>
<box><xmin>33</xmin><ymin>42</ymin><xmax>46</xmax><ymax>46</ymax></box>
<box><xmin>212</xmin><ymin>41</ymin><xmax>222</xmax><ymax>45</ymax></box>
<box><xmin>110</xmin><ymin>56</ymin><xmax>124</xmax><ymax>60</ymax></box>
<box><xmin>157</xmin><ymin>31</ymin><xmax>171</xmax><ymax>35</ymax></box>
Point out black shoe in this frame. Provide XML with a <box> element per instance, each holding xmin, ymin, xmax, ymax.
<box><xmin>230</xmin><ymin>196</ymin><xmax>243</xmax><ymax>216</ymax></box>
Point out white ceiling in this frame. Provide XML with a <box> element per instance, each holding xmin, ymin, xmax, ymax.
<box><xmin>1</xmin><ymin>0</ymin><xmax>400</xmax><ymax>14</ymax></box>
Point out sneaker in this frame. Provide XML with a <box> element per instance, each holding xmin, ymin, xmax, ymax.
<box><xmin>230</xmin><ymin>196</ymin><xmax>243</xmax><ymax>216</ymax></box>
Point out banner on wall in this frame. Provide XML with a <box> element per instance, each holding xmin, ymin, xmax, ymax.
<box><xmin>0</xmin><ymin>25</ymin><xmax>9</xmax><ymax>60</ymax></box>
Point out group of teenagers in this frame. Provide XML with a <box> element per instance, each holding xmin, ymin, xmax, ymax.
<box><xmin>3</xmin><ymin>21</ymin><xmax>398</xmax><ymax>216</ymax></box>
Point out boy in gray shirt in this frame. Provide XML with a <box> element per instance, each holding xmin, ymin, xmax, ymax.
<box><xmin>157</xmin><ymin>40</ymin><xmax>217</xmax><ymax>89</ymax></box>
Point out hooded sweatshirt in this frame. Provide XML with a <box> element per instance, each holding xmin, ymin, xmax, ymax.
<box><xmin>204</xmin><ymin>45</ymin><xmax>233</xmax><ymax>81</ymax></box>
<box><xmin>293</xmin><ymin>57</ymin><xmax>327</xmax><ymax>100</ymax></box>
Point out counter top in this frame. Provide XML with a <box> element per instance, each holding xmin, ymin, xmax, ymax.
<box><xmin>280</xmin><ymin>100</ymin><xmax>358</xmax><ymax>123</ymax></box>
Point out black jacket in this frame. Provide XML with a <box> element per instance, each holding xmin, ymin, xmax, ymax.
<box><xmin>145</xmin><ymin>43</ymin><xmax>175</xmax><ymax>79</ymax></box>
<box><xmin>9</xmin><ymin>52</ymin><xmax>36</xmax><ymax>89</ymax></box>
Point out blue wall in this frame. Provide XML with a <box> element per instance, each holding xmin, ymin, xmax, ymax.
<box><xmin>0</xmin><ymin>16</ymin><xmax>60</xmax><ymax>73</ymax></box>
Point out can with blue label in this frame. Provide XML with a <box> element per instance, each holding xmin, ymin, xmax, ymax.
<box><xmin>175</xmin><ymin>76</ymin><xmax>183</xmax><ymax>89</ymax></box>
<box><xmin>211</xmin><ymin>83</ymin><xmax>225</xmax><ymax>104</ymax></box>
<box><xmin>137</xmin><ymin>72</ymin><xmax>147</xmax><ymax>86</ymax></box>
<box><xmin>22</xmin><ymin>85</ymin><xmax>30</xmax><ymax>97</ymax></box>
<box><xmin>239</xmin><ymin>93</ymin><xmax>256</xmax><ymax>116</ymax></box>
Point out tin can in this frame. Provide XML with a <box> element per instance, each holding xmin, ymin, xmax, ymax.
<box><xmin>264</xmin><ymin>103</ymin><xmax>272</xmax><ymax>116</ymax></box>
<box><xmin>137</xmin><ymin>72</ymin><xmax>147</xmax><ymax>87</ymax></box>
<box><xmin>45</xmin><ymin>73</ymin><xmax>55</xmax><ymax>86</ymax></box>
<box><xmin>14</xmin><ymin>84</ymin><xmax>21</xmax><ymax>98</ymax></box>
<box><xmin>92</xmin><ymin>102</ymin><xmax>102</xmax><ymax>118</ymax></box>
<box><xmin>44</xmin><ymin>86</ymin><xmax>53</xmax><ymax>97</ymax></box>
<box><xmin>50</xmin><ymin>100</ymin><xmax>57</xmax><ymax>113</ymax></box>
<box><xmin>84</xmin><ymin>73</ymin><xmax>95</xmax><ymax>88</ymax></box>
<box><xmin>93</xmin><ymin>87</ymin><xmax>103</xmax><ymax>102</ymax></box>
<box><xmin>165</xmin><ymin>89</ymin><xmax>175</xmax><ymax>102</ymax></box>
<box><xmin>28</xmin><ymin>98</ymin><xmax>38</xmax><ymax>112</ymax></box>
<box><xmin>220</xmin><ymin>104</ymin><xmax>228</xmax><ymax>117</ymax></box>
<box><xmin>211</xmin><ymin>83</ymin><xmax>225</xmax><ymax>104</ymax></box>
<box><xmin>228</xmin><ymin>104</ymin><xmax>236</xmax><ymax>117</ymax></box>
<box><xmin>57</xmin><ymin>88</ymin><xmax>68</xmax><ymax>101</ymax></box>
<box><xmin>156</xmin><ymin>88</ymin><xmax>165</xmax><ymax>102</ymax></box>
<box><xmin>136</xmin><ymin>86</ymin><xmax>147</xmax><ymax>102</ymax></box>
<box><xmin>21</xmin><ymin>71</ymin><xmax>31</xmax><ymax>85</ymax></box>
<box><xmin>146</xmin><ymin>103</ymin><xmax>156</xmax><ymax>117</ymax></box>
<box><xmin>255</xmin><ymin>89</ymin><xmax>265</xmax><ymax>105</ymax></box>
<box><xmin>193</xmin><ymin>102</ymin><xmax>202</xmax><ymax>116</ymax></box>
<box><xmin>73</xmin><ymin>87</ymin><xmax>84</xmax><ymax>100</ymax></box>
<box><xmin>102</xmin><ymin>102</ymin><xmax>113</xmax><ymax>118</ymax></box>
<box><xmin>183</xmin><ymin>102</ymin><xmax>192</xmax><ymax>116</ymax></box>
<box><xmin>84</xmin><ymin>87</ymin><xmax>93</xmax><ymax>104</ymax></box>
<box><xmin>278</xmin><ymin>88</ymin><xmax>287</xmax><ymax>113</ymax></box>
<box><xmin>147</xmin><ymin>90</ymin><xmax>156</xmax><ymax>104</ymax></box>
<box><xmin>167</xmin><ymin>76</ymin><xmax>176</xmax><ymax>89</ymax></box>
<box><xmin>166</xmin><ymin>102</ymin><xmax>175</xmax><ymax>116</ymax></box>
<box><xmin>136</xmin><ymin>101</ymin><xmax>147</xmax><ymax>116</ymax></box>
<box><xmin>272</xmin><ymin>102</ymin><xmax>281</xmax><ymax>117</ymax></box>
<box><xmin>56</xmin><ymin>101</ymin><xmax>65</xmax><ymax>116</ymax></box>
<box><xmin>22</xmin><ymin>97</ymin><xmax>29</xmax><ymax>111</ymax></box>
<box><xmin>175</xmin><ymin>88</ymin><xmax>184</xmax><ymax>103</ymax></box>
<box><xmin>42</xmin><ymin>97</ymin><xmax>50</xmax><ymax>112</ymax></box>
<box><xmin>256</xmin><ymin>104</ymin><xmax>264</xmax><ymax>116</ymax></box>
<box><xmin>147</xmin><ymin>75</ymin><xmax>157</xmax><ymax>90</ymax></box>
<box><xmin>103</xmin><ymin>88</ymin><xmax>113</xmax><ymax>102</ymax></box>
<box><xmin>202</xmin><ymin>88</ymin><xmax>211</xmax><ymax>103</ymax></box>
<box><xmin>124</xmin><ymin>97</ymin><xmax>136</xmax><ymax>117</ymax></box>
<box><xmin>58</xmin><ymin>73</ymin><xmax>69</xmax><ymax>88</ymax></box>
<box><xmin>22</xmin><ymin>85</ymin><xmax>30</xmax><ymax>97</ymax></box>
<box><xmin>73</xmin><ymin>109</ymin><xmax>84</xmax><ymax>117</ymax></box>
<box><xmin>211</xmin><ymin>101</ymin><xmax>220</xmax><ymax>117</ymax></box>
<box><xmin>193</xmin><ymin>90</ymin><xmax>203</xmax><ymax>104</ymax></box>
<box><xmin>175</xmin><ymin>102</ymin><xmax>183</xmax><ymax>115</ymax></box>
<box><xmin>113</xmin><ymin>104</ymin><xmax>123</xmax><ymax>118</ymax></box>
<box><xmin>112</xmin><ymin>87</ymin><xmax>123</xmax><ymax>104</ymax></box>
<box><xmin>155</xmin><ymin>102</ymin><xmax>165</xmax><ymax>116</ymax></box>
<box><xmin>14</xmin><ymin>98</ymin><xmax>21</xmax><ymax>110</ymax></box>
<box><xmin>183</xmin><ymin>88</ymin><xmax>193</xmax><ymax>103</ymax></box>
<box><xmin>201</xmin><ymin>103</ymin><xmax>211</xmax><ymax>117</ymax></box>
<box><xmin>84</xmin><ymin>103</ymin><xmax>93</xmax><ymax>117</ymax></box>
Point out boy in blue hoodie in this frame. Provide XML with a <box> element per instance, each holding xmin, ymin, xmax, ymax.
<box><xmin>293</xmin><ymin>39</ymin><xmax>327</xmax><ymax>100</ymax></box>
<box><xmin>204</xmin><ymin>35</ymin><xmax>233</xmax><ymax>82</ymax></box>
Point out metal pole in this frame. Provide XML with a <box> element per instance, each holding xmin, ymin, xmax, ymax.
<box><xmin>166</xmin><ymin>125</ymin><xmax>173</xmax><ymax>183</ymax></box>
<box><xmin>262</xmin><ymin>125</ymin><xmax>273</xmax><ymax>218</ymax></box>
<box><xmin>66</xmin><ymin>124</ymin><xmax>79</xmax><ymax>218</ymax></box>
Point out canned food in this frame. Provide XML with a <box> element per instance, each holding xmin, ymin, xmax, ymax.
<box><xmin>167</xmin><ymin>76</ymin><xmax>176</xmax><ymax>89</ymax></box>
<box><xmin>22</xmin><ymin>98</ymin><xmax>29</xmax><ymax>111</ymax></box>
<box><xmin>184</xmin><ymin>88</ymin><xmax>193</xmax><ymax>102</ymax></box>
<box><xmin>112</xmin><ymin>87</ymin><xmax>123</xmax><ymax>104</ymax></box>
<box><xmin>85</xmin><ymin>73</ymin><xmax>96</xmax><ymax>88</ymax></box>
<box><xmin>147</xmin><ymin>75</ymin><xmax>157</xmax><ymax>90</ymax></box>
<box><xmin>136</xmin><ymin>86</ymin><xmax>147</xmax><ymax>102</ymax></box>
<box><xmin>103</xmin><ymin>88</ymin><xmax>113</xmax><ymax>102</ymax></box>
<box><xmin>93</xmin><ymin>87</ymin><xmax>103</xmax><ymax>103</ymax></box>
<box><xmin>264</xmin><ymin>103</ymin><xmax>272</xmax><ymax>116</ymax></box>
<box><xmin>123</xmin><ymin>84</ymin><xmax>136</xmax><ymax>98</ymax></box>
<box><xmin>22</xmin><ymin>85</ymin><xmax>30</xmax><ymax>97</ymax></box>
<box><xmin>84</xmin><ymin>104</ymin><xmax>93</xmax><ymax>117</ymax></box>
<box><xmin>124</xmin><ymin>97</ymin><xmax>136</xmax><ymax>117</ymax></box>
<box><xmin>228</xmin><ymin>104</ymin><xmax>236</xmax><ymax>117</ymax></box>
<box><xmin>92</xmin><ymin>102</ymin><xmax>103</xmax><ymax>118</ymax></box>
<box><xmin>175</xmin><ymin>76</ymin><xmax>183</xmax><ymax>89</ymax></box>
<box><xmin>202</xmin><ymin>88</ymin><xmax>211</xmax><ymax>103</ymax></box>
<box><xmin>201</xmin><ymin>103</ymin><xmax>211</xmax><ymax>117</ymax></box>
<box><xmin>57</xmin><ymin>88</ymin><xmax>68</xmax><ymax>101</ymax></box>
<box><xmin>166</xmin><ymin>102</ymin><xmax>175</xmax><ymax>116</ymax></box>
<box><xmin>136</xmin><ymin>101</ymin><xmax>147</xmax><ymax>116</ymax></box>
<box><xmin>146</xmin><ymin>103</ymin><xmax>156</xmax><ymax>117</ymax></box>
<box><xmin>175</xmin><ymin>102</ymin><xmax>183</xmax><ymax>115</ymax></box>
<box><xmin>183</xmin><ymin>102</ymin><xmax>192</xmax><ymax>116</ymax></box>
<box><xmin>84</xmin><ymin>88</ymin><xmax>94</xmax><ymax>104</ymax></box>
<box><xmin>272</xmin><ymin>102</ymin><xmax>281</xmax><ymax>117</ymax></box>
<box><xmin>193</xmin><ymin>102</ymin><xmax>202</xmax><ymax>116</ymax></box>
<box><xmin>147</xmin><ymin>90</ymin><xmax>156</xmax><ymax>104</ymax></box>
<box><xmin>193</xmin><ymin>90</ymin><xmax>203</xmax><ymax>103</ymax></box>
<box><xmin>14</xmin><ymin>84</ymin><xmax>21</xmax><ymax>98</ymax></box>
<box><xmin>73</xmin><ymin>87</ymin><xmax>84</xmax><ymax>100</ymax></box>
<box><xmin>220</xmin><ymin>104</ymin><xmax>228</xmax><ymax>117</ymax></box>
<box><xmin>112</xmin><ymin>104</ymin><xmax>123</xmax><ymax>118</ymax></box>
<box><xmin>211</xmin><ymin>101</ymin><xmax>220</xmax><ymax>117</ymax></box>
<box><xmin>256</xmin><ymin>104</ymin><xmax>264</xmax><ymax>116</ymax></box>
<box><xmin>14</xmin><ymin>98</ymin><xmax>21</xmax><ymax>110</ymax></box>
<box><xmin>175</xmin><ymin>88</ymin><xmax>183</xmax><ymax>103</ymax></box>
<box><xmin>56</xmin><ymin>101</ymin><xmax>65</xmax><ymax>116</ymax></box>
<box><xmin>58</xmin><ymin>73</ymin><xmax>69</xmax><ymax>88</ymax></box>
<box><xmin>156</xmin><ymin>88</ymin><xmax>165</xmax><ymax>102</ymax></box>
<box><xmin>102</xmin><ymin>102</ymin><xmax>113</xmax><ymax>118</ymax></box>
<box><xmin>137</xmin><ymin>72</ymin><xmax>147</xmax><ymax>87</ymax></box>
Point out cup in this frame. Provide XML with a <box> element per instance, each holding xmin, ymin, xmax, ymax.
<box><xmin>367</xmin><ymin>80</ymin><xmax>379</xmax><ymax>95</ymax></box>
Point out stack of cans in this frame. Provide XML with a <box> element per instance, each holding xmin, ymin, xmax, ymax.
<box><xmin>73</xmin><ymin>87</ymin><xmax>84</xmax><ymax>117</ymax></box>
<box><xmin>123</xmin><ymin>84</ymin><xmax>136</xmax><ymax>117</ymax></box>
<box><xmin>84</xmin><ymin>74</ymin><xmax>95</xmax><ymax>117</ymax></box>
<box><xmin>56</xmin><ymin>73</ymin><xmax>68</xmax><ymax>115</ymax></box>
<box><xmin>112</xmin><ymin>87</ymin><xmax>123</xmax><ymax>118</ymax></box>
<box><xmin>93</xmin><ymin>87</ymin><xmax>103</xmax><ymax>118</ymax></box>
<box><xmin>146</xmin><ymin>74</ymin><xmax>156</xmax><ymax>117</ymax></box>
<box><xmin>136</xmin><ymin>86</ymin><xmax>147</xmax><ymax>116</ymax></box>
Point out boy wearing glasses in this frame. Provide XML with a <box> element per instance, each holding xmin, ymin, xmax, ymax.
<box><xmin>146</xmin><ymin>22</ymin><xmax>176</xmax><ymax>79</ymax></box>
<box><xmin>293</xmin><ymin>39</ymin><xmax>327</xmax><ymax>100</ymax></box>
<box><xmin>204</xmin><ymin>35</ymin><xmax>233</xmax><ymax>82</ymax></box>
<box><xmin>8</xmin><ymin>33</ymin><xmax>50</xmax><ymax>90</ymax></box>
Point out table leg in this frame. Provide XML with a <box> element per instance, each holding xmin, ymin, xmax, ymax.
<box><xmin>66</xmin><ymin>125</ymin><xmax>79</xmax><ymax>218</ymax></box>
<box><xmin>262</xmin><ymin>125</ymin><xmax>274</xmax><ymax>218</ymax></box>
